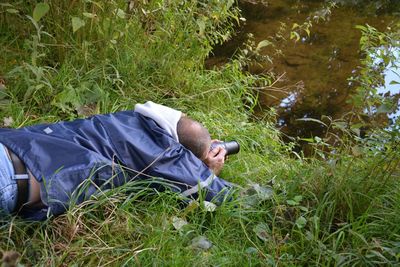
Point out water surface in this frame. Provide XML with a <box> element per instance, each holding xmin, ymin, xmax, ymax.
<box><xmin>208</xmin><ymin>0</ymin><xmax>399</xmax><ymax>140</ymax></box>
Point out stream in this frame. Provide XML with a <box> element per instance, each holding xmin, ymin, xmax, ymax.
<box><xmin>207</xmin><ymin>0</ymin><xmax>399</xmax><ymax>141</ymax></box>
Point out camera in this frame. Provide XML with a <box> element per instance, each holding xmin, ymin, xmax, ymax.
<box><xmin>210</xmin><ymin>141</ymin><xmax>240</xmax><ymax>155</ymax></box>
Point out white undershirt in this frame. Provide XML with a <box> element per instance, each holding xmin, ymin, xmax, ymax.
<box><xmin>134</xmin><ymin>101</ymin><xmax>182</xmax><ymax>142</ymax></box>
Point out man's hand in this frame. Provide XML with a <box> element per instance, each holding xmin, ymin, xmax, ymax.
<box><xmin>203</xmin><ymin>145</ymin><xmax>227</xmax><ymax>175</ymax></box>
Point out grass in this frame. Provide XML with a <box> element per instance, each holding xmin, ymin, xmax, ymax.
<box><xmin>0</xmin><ymin>0</ymin><xmax>400</xmax><ymax>266</ymax></box>
<box><xmin>2</xmin><ymin>157</ymin><xmax>398</xmax><ymax>266</ymax></box>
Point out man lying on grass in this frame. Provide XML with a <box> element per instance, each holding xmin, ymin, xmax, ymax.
<box><xmin>0</xmin><ymin>101</ymin><xmax>232</xmax><ymax>220</ymax></box>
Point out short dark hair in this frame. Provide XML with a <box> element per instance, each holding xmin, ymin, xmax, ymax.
<box><xmin>177</xmin><ymin>116</ymin><xmax>211</xmax><ymax>159</ymax></box>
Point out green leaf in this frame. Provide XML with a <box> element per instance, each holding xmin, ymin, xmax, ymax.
<box><xmin>290</xmin><ymin>31</ymin><xmax>300</xmax><ymax>42</ymax></box>
<box><xmin>299</xmin><ymin>206</ymin><xmax>308</xmax><ymax>212</ymax></box>
<box><xmin>256</xmin><ymin>40</ymin><xmax>271</xmax><ymax>51</ymax></box>
<box><xmin>245</xmin><ymin>247</ymin><xmax>258</xmax><ymax>254</ymax></box>
<box><xmin>6</xmin><ymin>8</ymin><xmax>19</xmax><ymax>14</ymax></box>
<box><xmin>71</xmin><ymin>17</ymin><xmax>86</xmax><ymax>33</ymax></box>
<box><xmin>333</xmin><ymin>121</ymin><xmax>347</xmax><ymax>130</ymax></box>
<box><xmin>351</xmin><ymin>127</ymin><xmax>360</xmax><ymax>136</ymax></box>
<box><xmin>295</xmin><ymin>216</ymin><xmax>307</xmax><ymax>229</ymax></box>
<box><xmin>314</xmin><ymin>136</ymin><xmax>322</xmax><ymax>143</ymax></box>
<box><xmin>253</xmin><ymin>223</ymin><xmax>270</xmax><ymax>241</ymax></box>
<box><xmin>52</xmin><ymin>85</ymin><xmax>82</xmax><ymax>112</ymax></box>
<box><xmin>35</xmin><ymin>84</ymin><xmax>44</xmax><ymax>90</ymax></box>
<box><xmin>376</xmin><ymin>103</ymin><xmax>392</xmax><ymax>114</ymax></box>
<box><xmin>82</xmin><ymin>12</ymin><xmax>97</xmax><ymax>19</ymax></box>
<box><xmin>286</xmin><ymin>200</ymin><xmax>297</xmax><ymax>206</ymax></box>
<box><xmin>33</xmin><ymin>3</ymin><xmax>50</xmax><ymax>22</ymax></box>
<box><xmin>115</xmin><ymin>8</ymin><xmax>126</xmax><ymax>19</ymax></box>
<box><xmin>389</xmin><ymin>80</ymin><xmax>399</xmax><ymax>85</ymax></box>
<box><xmin>299</xmin><ymin>137</ymin><xmax>314</xmax><ymax>143</ymax></box>
<box><xmin>0</xmin><ymin>3</ymin><xmax>14</xmax><ymax>7</ymax></box>
<box><xmin>197</xmin><ymin>19</ymin><xmax>206</xmax><ymax>37</ymax></box>
<box><xmin>355</xmin><ymin>25</ymin><xmax>366</xmax><ymax>31</ymax></box>
<box><xmin>293</xmin><ymin>195</ymin><xmax>303</xmax><ymax>203</ymax></box>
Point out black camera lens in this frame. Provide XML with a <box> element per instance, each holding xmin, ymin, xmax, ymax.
<box><xmin>210</xmin><ymin>141</ymin><xmax>240</xmax><ymax>155</ymax></box>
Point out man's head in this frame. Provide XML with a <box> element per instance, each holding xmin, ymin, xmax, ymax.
<box><xmin>177</xmin><ymin>116</ymin><xmax>211</xmax><ymax>161</ymax></box>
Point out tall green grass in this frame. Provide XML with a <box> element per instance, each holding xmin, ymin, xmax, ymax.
<box><xmin>0</xmin><ymin>0</ymin><xmax>399</xmax><ymax>266</ymax></box>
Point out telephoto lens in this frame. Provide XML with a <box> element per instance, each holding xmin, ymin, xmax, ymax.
<box><xmin>210</xmin><ymin>141</ymin><xmax>240</xmax><ymax>155</ymax></box>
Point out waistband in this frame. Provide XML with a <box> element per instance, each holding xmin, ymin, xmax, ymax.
<box><xmin>2</xmin><ymin>145</ymin><xmax>29</xmax><ymax>213</ymax></box>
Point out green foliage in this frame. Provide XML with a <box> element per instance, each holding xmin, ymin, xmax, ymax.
<box><xmin>349</xmin><ymin>23</ymin><xmax>400</xmax><ymax>127</ymax></box>
<box><xmin>1</xmin><ymin>0</ymin><xmax>244</xmax><ymax>120</ymax></box>
<box><xmin>290</xmin><ymin>21</ymin><xmax>312</xmax><ymax>42</ymax></box>
<box><xmin>32</xmin><ymin>3</ymin><xmax>49</xmax><ymax>22</ymax></box>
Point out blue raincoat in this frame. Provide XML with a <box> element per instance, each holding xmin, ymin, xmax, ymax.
<box><xmin>0</xmin><ymin>110</ymin><xmax>231</xmax><ymax>220</ymax></box>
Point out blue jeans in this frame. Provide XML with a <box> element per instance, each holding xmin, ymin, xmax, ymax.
<box><xmin>0</xmin><ymin>143</ymin><xmax>17</xmax><ymax>214</ymax></box>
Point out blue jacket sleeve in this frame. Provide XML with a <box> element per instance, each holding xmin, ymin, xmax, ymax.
<box><xmin>147</xmin><ymin>143</ymin><xmax>233</xmax><ymax>202</ymax></box>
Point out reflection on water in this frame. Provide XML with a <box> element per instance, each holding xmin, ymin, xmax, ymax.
<box><xmin>279</xmin><ymin>92</ymin><xmax>298</xmax><ymax>108</ymax></box>
<box><xmin>207</xmin><ymin>0</ymin><xmax>398</xmax><ymax>139</ymax></box>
